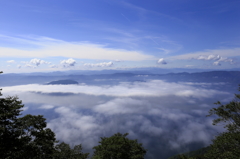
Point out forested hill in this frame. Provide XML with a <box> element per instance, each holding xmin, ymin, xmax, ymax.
<box><xmin>46</xmin><ymin>79</ymin><xmax>79</xmax><ymax>85</ymax></box>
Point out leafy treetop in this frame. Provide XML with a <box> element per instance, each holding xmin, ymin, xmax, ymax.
<box><xmin>207</xmin><ymin>85</ymin><xmax>240</xmax><ymax>132</ymax></box>
<box><xmin>0</xmin><ymin>95</ymin><xmax>89</xmax><ymax>159</ymax></box>
<box><xmin>92</xmin><ymin>132</ymin><xmax>147</xmax><ymax>159</ymax></box>
<box><xmin>204</xmin><ymin>85</ymin><xmax>240</xmax><ymax>159</ymax></box>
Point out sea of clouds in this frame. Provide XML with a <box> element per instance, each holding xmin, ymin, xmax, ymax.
<box><xmin>2</xmin><ymin>80</ymin><xmax>232</xmax><ymax>158</ymax></box>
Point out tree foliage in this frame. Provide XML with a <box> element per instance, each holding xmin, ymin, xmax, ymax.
<box><xmin>204</xmin><ymin>132</ymin><xmax>240</xmax><ymax>159</ymax></box>
<box><xmin>0</xmin><ymin>96</ymin><xmax>57</xmax><ymax>158</ymax></box>
<box><xmin>92</xmin><ymin>133</ymin><xmax>147</xmax><ymax>159</ymax></box>
<box><xmin>204</xmin><ymin>85</ymin><xmax>240</xmax><ymax>158</ymax></box>
<box><xmin>54</xmin><ymin>142</ymin><xmax>89</xmax><ymax>159</ymax></box>
<box><xmin>0</xmin><ymin>96</ymin><xmax>89</xmax><ymax>159</ymax></box>
<box><xmin>0</xmin><ymin>96</ymin><xmax>24</xmax><ymax>158</ymax></box>
<box><xmin>0</xmin><ymin>71</ymin><xmax>88</xmax><ymax>159</ymax></box>
<box><xmin>207</xmin><ymin>94</ymin><xmax>240</xmax><ymax>132</ymax></box>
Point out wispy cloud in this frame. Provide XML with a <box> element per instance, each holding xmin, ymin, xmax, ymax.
<box><xmin>170</xmin><ymin>48</ymin><xmax>240</xmax><ymax>60</ymax></box>
<box><xmin>49</xmin><ymin>64</ymin><xmax>58</xmax><ymax>68</ymax></box>
<box><xmin>7</xmin><ymin>60</ymin><xmax>15</xmax><ymax>63</ymax></box>
<box><xmin>39</xmin><ymin>104</ymin><xmax>55</xmax><ymax>109</ymax></box>
<box><xmin>0</xmin><ymin>35</ymin><xmax>154</xmax><ymax>61</ymax></box>
<box><xmin>145</xmin><ymin>36</ymin><xmax>183</xmax><ymax>54</ymax></box>
<box><xmin>120</xmin><ymin>1</ymin><xmax>183</xmax><ymax>22</ymax></box>
<box><xmin>84</xmin><ymin>62</ymin><xmax>113</xmax><ymax>68</ymax></box>
<box><xmin>25</xmin><ymin>64</ymin><xmax>36</xmax><ymax>68</ymax></box>
<box><xmin>114</xmin><ymin>59</ymin><xmax>122</xmax><ymax>62</ymax></box>
<box><xmin>121</xmin><ymin>13</ymin><xmax>131</xmax><ymax>23</ymax></box>
<box><xmin>196</xmin><ymin>55</ymin><xmax>221</xmax><ymax>61</ymax></box>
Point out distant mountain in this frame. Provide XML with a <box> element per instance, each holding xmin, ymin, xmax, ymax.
<box><xmin>1</xmin><ymin>70</ymin><xmax>240</xmax><ymax>88</ymax></box>
<box><xmin>47</xmin><ymin>80</ymin><xmax>78</xmax><ymax>85</ymax></box>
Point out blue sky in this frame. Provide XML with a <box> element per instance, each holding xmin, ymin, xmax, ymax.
<box><xmin>0</xmin><ymin>0</ymin><xmax>240</xmax><ymax>73</ymax></box>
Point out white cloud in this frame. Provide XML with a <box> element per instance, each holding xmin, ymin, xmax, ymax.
<box><xmin>48</xmin><ymin>107</ymin><xmax>101</xmax><ymax>148</ymax></box>
<box><xmin>197</xmin><ymin>55</ymin><xmax>221</xmax><ymax>61</ymax></box>
<box><xmin>93</xmin><ymin>98</ymin><xmax>149</xmax><ymax>115</ymax></box>
<box><xmin>39</xmin><ymin>105</ymin><xmax>55</xmax><ymax>109</ymax></box>
<box><xmin>195</xmin><ymin>54</ymin><xmax>234</xmax><ymax>66</ymax></box>
<box><xmin>170</xmin><ymin>48</ymin><xmax>240</xmax><ymax>60</ymax></box>
<box><xmin>30</xmin><ymin>58</ymin><xmax>50</xmax><ymax>66</ymax></box>
<box><xmin>148</xmin><ymin>108</ymin><xmax>192</xmax><ymax>121</ymax></box>
<box><xmin>2</xmin><ymin>80</ymin><xmax>229</xmax><ymax>98</ymax></box>
<box><xmin>60</xmin><ymin>58</ymin><xmax>76</xmax><ymax>67</ymax></box>
<box><xmin>7</xmin><ymin>60</ymin><xmax>15</xmax><ymax>63</ymax></box>
<box><xmin>43</xmin><ymin>98</ymin><xmax>221</xmax><ymax>154</ymax></box>
<box><xmin>25</xmin><ymin>64</ymin><xmax>36</xmax><ymax>68</ymax></box>
<box><xmin>9</xmin><ymin>92</ymin><xmax>104</xmax><ymax>109</ymax></box>
<box><xmin>20</xmin><ymin>58</ymin><xmax>51</xmax><ymax>68</ymax></box>
<box><xmin>49</xmin><ymin>64</ymin><xmax>58</xmax><ymax>68</ymax></box>
<box><xmin>213</xmin><ymin>61</ymin><xmax>221</xmax><ymax>66</ymax></box>
<box><xmin>157</xmin><ymin>58</ymin><xmax>167</xmax><ymax>64</ymax></box>
<box><xmin>0</xmin><ymin>36</ymin><xmax>155</xmax><ymax>61</ymax></box>
<box><xmin>185</xmin><ymin>65</ymin><xmax>194</xmax><ymax>68</ymax></box>
<box><xmin>174</xmin><ymin>121</ymin><xmax>213</xmax><ymax>146</ymax></box>
<box><xmin>217</xmin><ymin>57</ymin><xmax>233</xmax><ymax>63</ymax></box>
<box><xmin>84</xmin><ymin>62</ymin><xmax>113</xmax><ymax>67</ymax></box>
<box><xmin>139</xmin><ymin>118</ymin><xmax>163</xmax><ymax>136</ymax></box>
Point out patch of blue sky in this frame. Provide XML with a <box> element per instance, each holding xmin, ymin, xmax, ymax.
<box><xmin>0</xmin><ymin>0</ymin><xmax>239</xmax><ymax>72</ymax></box>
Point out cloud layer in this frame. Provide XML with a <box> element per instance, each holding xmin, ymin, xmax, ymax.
<box><xmin>2</xmin><ymin>80</ymin><xmax>229</xmax><ymax>98</ymax></box>
<box><xmin>3</xmin><ymin>80</ymin><xmax>231</xmax><ymax>158</ymax></box>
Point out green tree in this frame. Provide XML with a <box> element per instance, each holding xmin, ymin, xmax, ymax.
<box><xmin>92</xmin><ymin>133</ymin><xmax>147</xmax><ymax>159</ymax></box>
<box><xmin>17</xmin><ymin>114</ymin><xmax>57</xmax><ymax>158</ymax></box>
<box><xmin>0</xmin><ymin>96</ymin><xmax>24</xmax><ymax>158</ymax></box>
<box><xmin>205</xmin><ymin>85</ymin><xmax>240</xmax><ymax>158</ymax></box>
<box><xmin>72</xmin><ymin>144</ymin><xmax>89</xmax><ymax>159</ymax></box>
<box><xmin>54</xmin><ymin>142</ymin><xmax>89</xmax><ymax>159</ymax></box>
<box><xmin>55</xmin><ymin>142</ymin><xmax>72</xmax><ymax>159</ymax></box>
<box><xmin>169</xmin><ymin>149</ymin><xmax>209</xmax><ymax>159</ymax></box>
<box><xmin>0</xmin><ymin>96</ymin><xmax>57</xmax><ymax>159</ymax></box>
<box><xmin>205</xmin><ymin>132</ymin><xmax>240</xmax><ymax>159</ymax></box>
